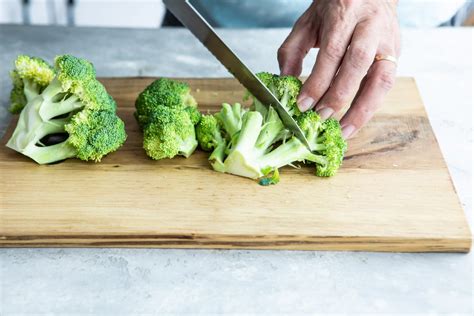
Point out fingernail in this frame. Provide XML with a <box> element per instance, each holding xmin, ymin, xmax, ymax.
<box><xmin>297</xmin><ymin>96</ymin><xmax>315</xmax><ymax>111</ymax></box>
<box><xmin>341</xmin><ymin>124</ymin><xmax>356</xmax><ymax>139</ymax></box>
<box><xmin>316</xmin><ymin>107</ymin><xmax>334</xmax><ymax>120</ymax></box>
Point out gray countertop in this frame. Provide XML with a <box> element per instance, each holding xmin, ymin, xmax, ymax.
<box><xmin>0</xmin><ymin>25</ymin><xmax>472</xmax><ymax>315</ymax></box>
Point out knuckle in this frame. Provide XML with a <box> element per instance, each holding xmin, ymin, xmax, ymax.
<box><xmin>374</xmin><ymin>69</ymin><xmax>396</xmax><ymax>91</ymax></box>
<box><xmin>348</xmin><ymin>46</ymin><xmax>372</xmax><ymax>69</ymax></box>
<box><xmin>324</xmin><ymin>39</ymin><xmax>346</xmax><ymax>61</ymax></box>
<box><xmin>334</xmin><ymin>85</ymin><xmax>351</xmax><ymax>102</ymax></box>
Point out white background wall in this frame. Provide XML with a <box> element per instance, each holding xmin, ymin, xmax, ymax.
<box><xmin>0</xmin><ymin>0</ymin><xmax>165</xmax><ymax>28</ymax></box>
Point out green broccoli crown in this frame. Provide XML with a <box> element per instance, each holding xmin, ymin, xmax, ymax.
<box><xmin>142</xmin><ymin>106</ymin><xmax>198</xmax><ymax>160</ymax></box>
<box><xmin>135</xmin><ymin>78</ymin><xmax>197</xmax><ymax>126</ymax></box>
<box><xmin>14</xmin><ymin>55</ymin><xmax>55</xmax><ymax>86</ymax></box>
<box><xmin>316</xmin><ymin>118</ymin><xmax>347</xmax><ymax>177</ymax></box>
<box><xmin>65</xmin><ymin>109</ymin><xmax>127</xmax><ymax>162</ymax></box>
<box><xmin>186</xmin><ymin>106</ymin><xmax>202</xmax><ymax>125</ymax></box>
<box><xmin>49</xmin><ymin>55</ymin><xmax>114</xmax><ymax>111</ymax></box>
<box><xmin>297</xmin><ymin>110</ymin><xmax>322</xmax><ymax>145</ymax></box>
<box><xmin>256</xmin><ymin>72</ymin><xmax>275</xmax><ymax>87</ymax></box>
<box><xmin>9</xmin><ymin>55</ymin><xmax>55</xmax><ymax>114</ymax></box>
<box><xmin>134</xmin><ymin>78</ymin><xmax>200</xmax><ymax>160</ymax></box>
<box><xmin>297</xmin><ymin>112</ymin><xmax>346</xmax><ymax>176</ymax></box>
<box><xmin>6</xmin><ymin>54</ymin><xmax>127</xmax><ymax>164</ymax></box>
<box><xmin>275</xmin><ymin>75</ymin><xmax>302</xmax><ymax>116</ymax></box>
<box><xmin>253</xmin><ymin>72</ymin><xmax>302</xmax><ymax>117</ymax></box>
<box><xmin>196</xmin><ymin>114</ymin><xmax>224</xmax><ymax>152</ymax></box>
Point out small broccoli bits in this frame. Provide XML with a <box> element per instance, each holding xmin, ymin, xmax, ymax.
<box><xmin>6</xmin><ymin>54</ymin><xmax>127</xmax><ymax>164</ymax></box>
<box><xmin>135</xmin><ymin>78</ymin><xmax>200</xmax><ymax>160</ymax></box>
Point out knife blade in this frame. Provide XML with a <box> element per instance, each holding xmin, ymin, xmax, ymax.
<box><xmin>163</xmin><ymin>0</ymin><xmax>310</xmax><ymax>149</ymax></box>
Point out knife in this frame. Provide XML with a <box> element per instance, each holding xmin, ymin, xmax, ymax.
<box><xmin>163</xmin><ymin>0</ymin><xmax>310</xmax><ymax>149</ymax></box>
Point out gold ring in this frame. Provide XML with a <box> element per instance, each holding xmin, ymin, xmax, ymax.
<box><xmin>374</xmin><ymin>54</ymin><xmax>398</xmax><ymax>65</ymax></box>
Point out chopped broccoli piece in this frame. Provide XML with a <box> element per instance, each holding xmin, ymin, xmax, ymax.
<box><xmin>258</xmin><ymin>169</ymin><xmax>280</xmax><ymax>186</ymax></box>
<box><xmin>9</xmin><ymin>55</ymin><xmax>55</xmax><ymax>114</ymax></box>
<box><xmin>135</xmin><ymin>78</ymin><xmax>197</xmax><ymax>128</ymax></box>
<box><xmin>196</xmin><ymin>114</ymin><xmax>224</xmax><ymax>152</ymax></box>
<box><xmin>297</xmin><ymin>111</ymin><xmax>347</xmax><ymax>177</ymax></box>
<box><xmin>142</xmin><ymin>106</ymin><xmax>197</xmax><ymax>160</ymax></box>
<box><xmin>6</xmin><ymin>55</ymin><xmax>127</xmax><ymax>164</ymax></box>
<box><xmin>135</xmin><ymin>78</ymin><xmax>200</xmax><ymax>160</ymax></box>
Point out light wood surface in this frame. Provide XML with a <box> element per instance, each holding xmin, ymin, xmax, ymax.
<box><xmin>0</xmin><ymin>77</ymin><xmax>471</xmax><ymax>252</ymax></box>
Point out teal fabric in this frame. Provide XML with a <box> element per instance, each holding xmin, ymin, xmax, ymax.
<box><xmin>190</xmin><ymin>0</ymin><xmax>468</xmax><ymax>28</ymax></box>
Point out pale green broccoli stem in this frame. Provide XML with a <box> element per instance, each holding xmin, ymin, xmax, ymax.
<box><xmin>216</xmin><ymin>103</ymin><xmax>243</xmax><ymax>138</ymax></box>
<box><xmin>22</xmin><ymin>140</ymin><xmax>76</xmax><ymax>164</ymax></box>
<box><xmin>259</xmin><ymin>137</ymin><xmax>322</xmax><ymax>171</ymax></box>
<box><xmin>178</xmin><ymin>130</ymin><xmax>198</xmax><ymax>158</ymax></box>
<box><xmin>23</xmin><ymin>79</ymin><xmax>40</xmax><ymax>102</ymax></box>
<box><xmin>254</xmin><ymin>108</ymin><xmax>285</xmax><ymax>156</ymax></box>
<box><xmin>209</xmin><ymin>141</ymin><xmax>226</xmax><ymax>172</ymax></box>
<box><xmin>228</xmin><ymin>111</ymin><xmax>262</xmax><ymax>158</ymax></box>
<box><xmin>38</xmin><ymin>78</ymin><xmax>83</xmax><ymax>120</ymax></box>
<box><xmin>6</xmin><ymin>89</ymin><xmax>72</xmax><ymax>152</ymax></box>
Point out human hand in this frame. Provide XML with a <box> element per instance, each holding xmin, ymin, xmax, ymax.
<box><xmin>278</xmin><ymin>0</ymin><xmax>401</xmax><ymax>139</ymax></box>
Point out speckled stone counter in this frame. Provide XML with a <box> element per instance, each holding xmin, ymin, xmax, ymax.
<box><xmin>0</xmin><ymin>25</ymin><xmax>472</xmax><ymax>314</ymax></box>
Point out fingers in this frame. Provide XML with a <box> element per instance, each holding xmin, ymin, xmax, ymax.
<box><xmin>339</xmin><ymin>59</ymin><xmax>397</xmax><ymax>139</ymax></box>
<box><xmin>315</xmin><ymin>23</ymin><xmax>379</xmax><ymax>119</ymax></box>
<box><xmin>296</xmin><ymin>20</ymin><xmax>356</xmax><ymax>112</ymax></box>
<box><xmin>277</xmin><ymin>5</ymin><xmax>317</xmax><ymax>76</ymax></box>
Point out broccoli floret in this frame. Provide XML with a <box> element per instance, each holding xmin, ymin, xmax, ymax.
<box><xmin>198</xmin><ymin>103</ymin><xmax>346</xmax><ymax>182</ymax></box>
<box><xmin>9</xmin><ymin>55</ymin><xmax>55</xmax><ymax>114</ymax></box>
<box><xmin>196</xmin><ymin>114</ymin><xmax>224</xmax><ymax>152</ymax></box>
<box><xmin>135</xmin><ymin>78</ymin><xmax>197</xmax><ymax>128</ymax></box>
<box><xmin>135</xmin><ymin>78</ymin><xmax>200</xmax><ymax>160</ymax></box>
<box><xmin>142</xmin><ymin>106</ymin><xmax>197</xmax><ymax>160</ymax></box>
<box><xmin>196</xmin><ymin>112</ymin><xmax>231</xmax><ymax>172</ymax></box>
<box><xmin>197</xmin><ymin>104</ymin><xmax>312</xmax><ymax>179</ymax></box>
<box><xmin>6</xmin><ymin>55</ymin><xmax>127</xmax><ymax>164</ymax></box>
<box><xmin>297</xmin><ymin>111</ymin><xmax>347</xmax><ymax>177</ymax></box>
<box><xmin>247</xmin><ymin>72</ymin><xmax>302</xmax><ymax>117</ymax></box>
<box><xmin>197</xmin><ymin>103</ymin><xmax>247</xmax><ymax>172</ymax></box>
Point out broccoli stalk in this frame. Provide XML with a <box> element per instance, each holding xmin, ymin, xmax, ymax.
<box><xmin>6</xmin><ymin>55</ymin><xmax>127</xmax><ymax>164</ymax></box>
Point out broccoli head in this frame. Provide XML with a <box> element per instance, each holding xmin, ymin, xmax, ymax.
<box><xmin>9</xmin><ymin>55</ymin><xmax>55</xmax><ymax>114</ymax></box>
<box><xmin>134</xmin><ymin>78</ymin><xmax>200</xmax><ymax>160</ymax></box>
<box><xmin>6</xmin><ymin>54</ymin><xmax>127</xmax><ymax>164</ymax></box>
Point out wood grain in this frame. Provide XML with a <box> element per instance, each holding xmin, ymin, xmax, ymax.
<box><xmin>0</xmin><ymin>77</ymin><xmax>471</xmax><ymax>252</ymax></box>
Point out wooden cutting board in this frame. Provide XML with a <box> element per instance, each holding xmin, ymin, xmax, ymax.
<box><xmin>0</xmin><ymin>77</ymin><xmax>471</xmax><ymax>252</ymax></box>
